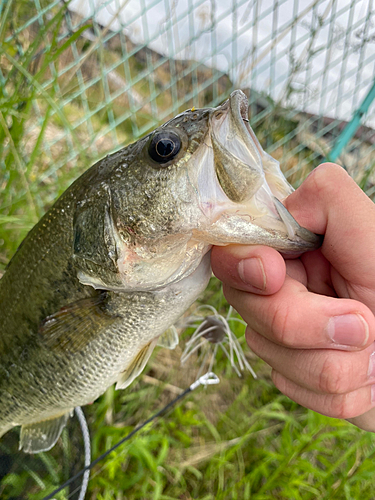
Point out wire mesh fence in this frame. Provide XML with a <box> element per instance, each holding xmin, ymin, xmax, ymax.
<box><xmin>1</xmin><ymin>0</ymin><xmax>375</xmax><ymax>230</ymax></box>
<box><xmin>1</xmin><ymin>0</ymin><xmax>375</xmax><ymax>498</ymax></box>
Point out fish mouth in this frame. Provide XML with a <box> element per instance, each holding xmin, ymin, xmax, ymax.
<box><xmin>200</xmin><ymin>89</ymin><xmax>321</xmax><ymax>253</ymax></box>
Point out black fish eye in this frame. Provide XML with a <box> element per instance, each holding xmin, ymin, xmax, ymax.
<box><xmin>148</xmin><ymin>131</ymin><xmax>181</xmax><ymax>164</ymax></box>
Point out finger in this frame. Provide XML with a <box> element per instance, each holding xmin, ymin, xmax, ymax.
<box><xmin>211</xmin><ymin>244</ymin><xmax>286</xmax><ymax>295</ymax></box>
<box><xmin>348</xmin><ymin>348</ymin><xmax>375</xmax><ymax>431</ymax></box>
<box><xmin>223</xmin><ymin>276</ymin><xmax>375</xmax><ymax>350</ymax></box>
<box><xmin>246</xmin><ymin>327</ymin><xmax>375</xmax><ymax>394</ymax></box>
<box><xmin>285</xmin><ymin>251</ymin><xmax>337</xmax><ymax>297</ymax></box>
<box><xmin>271</xmin><ymin>370</ymin><xmax>375</xmax><ymax>420</ymax></box>
<box><xmin>347</xmin><ymin>407</ymin><xmax>375</xmax><ymax>432</ymax></box>
<box><xmin>299</xmin><ymin>249</ymin><xmax>337</xmax><ymax>297</ymax></box>
<box><xmin>285</xmin><ymin>163</ymin><xmax>375</xmax><ymax>310</ymax></box>
<box><xmin>285</xmin><ymin>259</ymin><xmax>307</xmax><ymax>286</ymax></box>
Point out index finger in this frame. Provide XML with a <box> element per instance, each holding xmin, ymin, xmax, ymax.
<box><xmin>223</xmin><ymin>275</ymin><xmax>375</xmax><ymax>350</ymax></box>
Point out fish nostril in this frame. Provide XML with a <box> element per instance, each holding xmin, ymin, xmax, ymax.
<box><xmin>214</xmin><ymin>111</ymin><xmax>224</xmax><ymax>119</ymax></box>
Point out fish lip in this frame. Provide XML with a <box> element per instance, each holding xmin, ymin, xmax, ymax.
<box><xmin>212</xmin><ymin>89</ymin><xmax>265</xmax><ymax>179</ymax></box>
<box><xmin>229</xmin><ymin>89</ymin><xmax>250</xmax><ymax>122</ymax></box>
<box><xmin>209</xmin><ymin>90</ymin><xmax>266</xmax><ymax>206</ymax></box>
<box><xmin>229</xmin><ymin>90</ymin><xmax>322</xmax><ymax>250</ymax></box>
<box><xmin>207</xmin><ymin>90</ymin><xmax>321</xmax><ymax>252</ymax></box>
<box><xmin>228</xmin><ymin>90</ymin><xmax>262</xmax><ymax>157</ymax></box>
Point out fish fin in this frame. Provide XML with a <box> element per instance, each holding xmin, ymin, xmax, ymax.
<box><xmin>116</xmin><ymin>339</ymin><xmax>158</xmax><ymax>390</ymax></box>
<box><xmin>19</xmin><ymin>411</ymin><xmax>72</xmax><ymax>453</ymax></box>
<box><xmin>39</xmin><ymin>292</ymin><xmax>116</xmax><ymax>353</ymax></box>
<box><xmin>157</xmin><ymin>325</ymin><xmax>179</xmax><ymax>350</ymax></box>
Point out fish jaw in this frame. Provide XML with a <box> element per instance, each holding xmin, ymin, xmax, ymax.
<box><xmin>191</xmin><ymin>90</ymin><xmax>322</xmax><ymax>253</ymax></box>
<box><xmin>76</xmin><ymin>89</ymin><xmax>321</xmax><ymax>296</ymax></box>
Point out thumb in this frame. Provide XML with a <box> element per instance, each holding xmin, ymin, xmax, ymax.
<box><xmin>285</xmin><ymin>163</ymin><xmax>375</xmax><ymax>310</ymax></box>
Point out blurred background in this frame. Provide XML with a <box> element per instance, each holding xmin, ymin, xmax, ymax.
<box><xmin>1</xmin><ymin>0</ymin><xmax>375</xmax><ymax>499</ymax></box>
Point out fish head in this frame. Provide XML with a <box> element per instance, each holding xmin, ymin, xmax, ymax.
<box><xmin>74</xmin><ymin>90</ymin><xmax>321</xmax><ymax>292</ymax></box>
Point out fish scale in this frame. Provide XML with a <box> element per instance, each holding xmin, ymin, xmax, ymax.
<box><xmin>0</xmin><ymin>90</ymin><xmax>321</xmax><ymax>453</ymax></box>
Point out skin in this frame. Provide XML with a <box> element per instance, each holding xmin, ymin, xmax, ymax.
<box><xmin>211</xmin><ymin>162</ymin><xmax>375</xmax><ymax>432</ymax></box>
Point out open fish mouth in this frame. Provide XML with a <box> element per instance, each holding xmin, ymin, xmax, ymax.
<box><xmin>197</xmin><ymin>89</ymin><xmax>322</xmax><ymax>253</ymax></box>
<box><xmin>77</xmin><ymin>90</ymin><xmax>321</xmax><ymax>295</ymax></box>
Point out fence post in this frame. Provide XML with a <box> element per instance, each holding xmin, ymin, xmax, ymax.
<box><xmin>327</xmin><ymin>78</ymin><xmax>375</xmax><ymax>163</ymax></box>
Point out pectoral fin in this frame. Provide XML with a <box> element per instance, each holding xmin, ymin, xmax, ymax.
<box><xmin>116</xmin><ymin>339</ymin><xmax>158</xmax><ymax>390</ymax></box>
<box><xmin>19</xmin><ymin>411</ymin><xmax>72</xmax><ymax>453</ymax></box>
<box><xmin>157</xmin><ymin>325</ymin><xmax>179</xmax><ymax>350</ymax></box>
<box><xmin>39</xmin><ymin>292</ymin><xmax>116</xmax><ymax>353</ymax></box>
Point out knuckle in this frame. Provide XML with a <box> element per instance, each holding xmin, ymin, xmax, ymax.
<box><xmin>312</xmin><ymin>163</ymin><xmax>348</xmax><ymax>192</ymax></box>
<box><xmin>268</xmin><ymin>301</ymin><xmax>294</xmax><ymax>346</ymax></box>
<box><xmin>318</xmin><ymin>356</ymin><xmax>351</xmax><ymax>394</ymax></box>
<box><xmin>328</xmin><ymin>393</ymin><xmax>359</xmax><ymax>420</ymax></box>
<box><xmin>319</xmin><ymin>162</ymin><xmax>344</xmax><ymax>176</ymax></box>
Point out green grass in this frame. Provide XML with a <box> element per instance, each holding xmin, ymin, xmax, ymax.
<box><xmin>1</xmin><ymin>2</ymin><xmax>375</xmax><ymax>500</ymax></box>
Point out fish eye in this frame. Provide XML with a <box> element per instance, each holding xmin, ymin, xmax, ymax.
<box><xmin>148</xmin><ymin>131</ymin><xmax>181</xmax><ymax>164</ymax></box>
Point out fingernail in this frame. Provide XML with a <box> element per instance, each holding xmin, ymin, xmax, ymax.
<box><xmin>368</xmin><ymin>346</ymin><xmax>375</xmax><ymax>379</ymax></box>
<box><xmin>237</xmin><ymin>258</ymin><xmax>266</xmax><ymax>290</ymax></box>
<box><xmin>327</xmin><ymin>314</ymin><xmax>369</xmax><ymax>347</ymax></box>
<box><xmin>372</xmin><ymin>385</ymin><xmax>375</xmax><ymax>403</ymax></box>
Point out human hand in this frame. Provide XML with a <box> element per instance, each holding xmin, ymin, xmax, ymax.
<box><xmin>211</xmin><ymin>163</ymin><xmax>375</xmax><ymax>432</ymax></box>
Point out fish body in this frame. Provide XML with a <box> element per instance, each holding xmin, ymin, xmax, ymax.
<box><xmin>0</xmin><ymin>91</ymin><xmax>320</xmax><ymax>453</ymax></box>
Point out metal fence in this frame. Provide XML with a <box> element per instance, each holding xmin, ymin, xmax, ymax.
<box><xmin>1</xmin><ymin>0</ymin><xmax>375</xmax><ymax>209</ymax></box>
<box><xmin>1</xmin><ymin>2</ymin><xmax>375</xmax><ymax>497</ymax></box>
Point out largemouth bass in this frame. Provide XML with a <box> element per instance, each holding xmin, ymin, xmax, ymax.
<box><xmin>0</xmin><ymin>90</ymin><xmax>320</xmax><ymax>453</ymax></box>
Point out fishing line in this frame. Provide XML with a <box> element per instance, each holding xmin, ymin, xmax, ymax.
<box><xmin>74</xmin><ymin>407</ymin><xmax>91</xmax><ymax>500</ymax></box>
<box><xmin>41</xmin><ymin>372</ymin><xmax>220</xmax><ymax>500</ymax></box>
